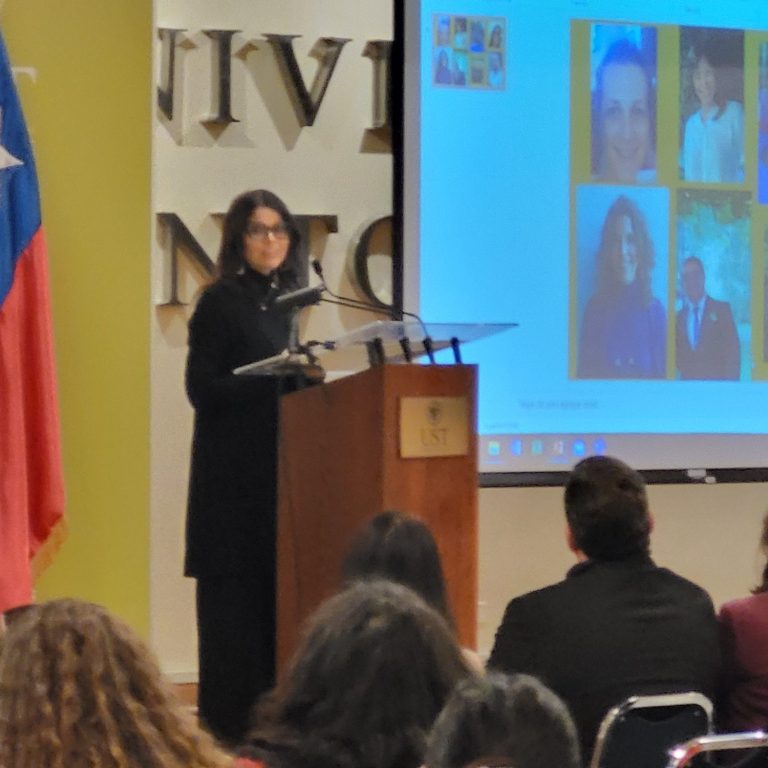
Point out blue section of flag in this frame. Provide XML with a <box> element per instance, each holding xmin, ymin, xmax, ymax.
<box><xmin>0</xmin><ymin>32</ymin><xmax>41</xmax><ymax>309</ymax></box>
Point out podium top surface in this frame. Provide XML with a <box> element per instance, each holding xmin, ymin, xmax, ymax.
<box><xmin>320</xmin><ymin>320</ymin><xmax>516</xmax><ymax>372</ymax></box>
<box><xmin>233</xmin><ymin>321</ymin><xmax>516</xmax><ymax>376</ymax></box>
<box><xmin>331</xmin><ymin>320</ymin><xmax>515</xmax><ymax>347</ymax></box>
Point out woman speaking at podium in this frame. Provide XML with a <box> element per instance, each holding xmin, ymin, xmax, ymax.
<box><xmin>185</xmin><ymin>189</ymin><xmax>300</xmax><ymax>746</ymax></box>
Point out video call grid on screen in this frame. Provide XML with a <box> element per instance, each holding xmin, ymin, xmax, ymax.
<box><xmin>403</xmin><ymin>1</ymin><xmax>768</xmax><ymax>475</ymax></box>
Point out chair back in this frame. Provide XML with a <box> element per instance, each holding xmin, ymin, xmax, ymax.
<box><xmin>589</xmin><ymin>692</ymin><xmax>713</xmax><ymax>768</ymax></box>
<box><xmin>666</xmin><ymin>731</ymin><xmax>768</xmax><ymax>768</ymax></box>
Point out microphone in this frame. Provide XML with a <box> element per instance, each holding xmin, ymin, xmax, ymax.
<box><xmin>311</xmin><ymin>259</ymin><xmax>392</xmax><ymax>315</ymax></box>
<box><xmin>311</xmin><ymin>259</ymin><xmax>438</xmax><ymax>363</ymax></box>
<box><xmin>259</xmin><ymin>272</ymin><xmax>282</xmax><ymax>311</ymax></box>
<box><xmin>272</xmin><ymin>285</ymin><xmax>324</xmax><ymax>313</ymax></box>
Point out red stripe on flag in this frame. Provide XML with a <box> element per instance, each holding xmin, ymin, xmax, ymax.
<box><xmin>0</xmin><ymin>228</ymin><xmax>65</xmax><ymax>613</ymax></box>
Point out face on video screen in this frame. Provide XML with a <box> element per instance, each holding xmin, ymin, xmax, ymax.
<box><xmin>600</xmin><ymin>62</ymin><xmax>651</xmax><ymax>183</ymax></box>
<box><xmin>613</xmin><ymin>214</ymin><xmax>639</xmax><ymax>285</ymax></box>
<box><xmin>681</xmin><ymin>259</ymin><xmax>706</xmax><ymax>303</ymax></box>
<box><xmin>590</xmin><ymin>26</ymin><xmax>657</xmax><ymax>185</ymax></box>
<box><xmin>679</xmin><ymin>27</ymin><xmax>744</xmax><ymax>183</ymax></box>
<box><xmin>693</xmin><ymin>56</ymin><xmax>717</xmax><ymax>110</ymax></box>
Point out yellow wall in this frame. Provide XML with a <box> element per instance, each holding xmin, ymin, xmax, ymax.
<box><xmin>2</xmin><ymin>2</ymin><xmax>152</xmax><ymax>633</ymax></box>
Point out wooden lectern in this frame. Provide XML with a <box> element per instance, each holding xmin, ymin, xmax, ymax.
<box><xmin>276</xmin><ymin>363</ymin><xmax>478</xmax><ymax>673</ymax></box>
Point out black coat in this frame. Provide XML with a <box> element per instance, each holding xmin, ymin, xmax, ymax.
<box><xmin>487</xmin><ymin>555</ymin><xmax>721</xmax><ymax>761</ymax></box>
<box><xmin>185</xmin><ymin>269</ymin><xmax>293</xmax><ymax>579</ymax></box>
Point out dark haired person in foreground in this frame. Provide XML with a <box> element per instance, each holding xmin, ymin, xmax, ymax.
<box><xmin>236</xmin><ymin>580</ymin><xmax>474</xmax><ymax>768</ymax></box>
<box><xmin>488</xmin><ymin>455</ymin><xmax>720</xmax><ymax>761</ymax></box>
<box><xmin>426</xmin><ymin>673</ymin><xmax>581</xmax><ymax>768</ymax></box>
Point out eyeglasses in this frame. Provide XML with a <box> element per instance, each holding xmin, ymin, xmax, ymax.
<box><xmin>245</xmin><ymin>222</ymin><xmax>290</xmax><ymax>240</ymax></box>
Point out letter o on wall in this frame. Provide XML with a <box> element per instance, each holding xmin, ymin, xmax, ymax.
<box><xmin>350</xmin><ymin>215</ymin><xmax>393</xmax><ymax>309</ymax></box>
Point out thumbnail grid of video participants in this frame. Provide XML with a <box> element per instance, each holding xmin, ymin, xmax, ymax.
<box><xmin>572</xmin><ymin>21</ymin><xmax>768</xmax><ymax>382</ymax></box>
<box><xmin>432</xmin><ymin>14</ymin><xmax>506</xmax><ymax>90</ymax></box>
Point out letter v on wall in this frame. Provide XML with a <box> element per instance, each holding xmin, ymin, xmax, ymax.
<box><xmin>265</xmin><ymin>34</ymin><xmax>350</xmax><ymax>126</ymax></box>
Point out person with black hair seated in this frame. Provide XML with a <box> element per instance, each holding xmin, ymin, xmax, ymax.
<box><xmin>426</xmin><ymin>673</ymin><xmax>581</xmax><ymax>768</ymax></box>
<box><xmin>342</xmin><ymin>510</ymin><xmax>483</xmax><ymax>672</ymax></box>
<box><xmin>236</xmin><ymin>580</ymin><xmax>474</xmax><ymax>768</ymax></box>
<box><xmin>488</xmin><ymin>455</ymin><xmax>720</xmax><ymax>761</ymax></box>
<box><xmin>342</xmin><ymin>511</ymin><xmax>454</xmax><ymax>624</ymax></box>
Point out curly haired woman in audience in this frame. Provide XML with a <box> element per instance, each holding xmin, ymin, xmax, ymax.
<box><xmin>719</xmin><ymin>512</ymin><xmax>768</xmax><ymax>731</ymax></box>
<box><xmin>237</xmin><ymin>580</ymin><xmax>474</xmax><ymax>768</ymax></box>
<box><xmin>0</xmin><ymin>598</ymin><xmax>233</xmax><ymax>768</ymax></box>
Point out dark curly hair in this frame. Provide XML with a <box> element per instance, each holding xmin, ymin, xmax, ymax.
<box><xmin>242</xmin><ymin>581</ymin><xmax>472</xmax><ymax>768</ymax></box>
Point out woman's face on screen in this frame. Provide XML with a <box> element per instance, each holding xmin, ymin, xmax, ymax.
<box><xmin>242</xmin><ymin>206</ymin><xmax>290</xmax><ymax>275</ymax></box>
<box><xmin>599</xmin><ymin>62</ymin><xmax>650</xmax><ymax>183</ymax></box>
<box><xmin>693</xmin><ymin>56</ymin><xmax>717</xmax><ymax>110</ymax></box>
<box><xmin>612</xmin><ymin>214</ymin><xmax>638</xmax><ymax>286</ymax></box>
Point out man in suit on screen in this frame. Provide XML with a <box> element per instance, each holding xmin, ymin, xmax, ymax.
<box><xmin>487</xmin><ymin>456</ymin><xmax>720</xmax><ymax>763</ymax></box>
<box><xmin>676</xmin><ymin>256</ymin><xmax>740</xmax><ymax>380</ymax></box>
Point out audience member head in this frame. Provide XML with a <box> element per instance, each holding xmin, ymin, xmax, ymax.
<box><xmin>564</xmin><ymin>455</ymin><xmax>652</xmax><ymax>562</ymax></box>
<box><xmin>595</xmin><ymin>194</ymin><xmax>655</xmax><ymax>305</ymax></box>
<box><xmin>425</xmin><ymin>673</ymin><xmax>581</xmax><ymax>768</ymax></box>
<box><xmin>593</xmin><ymin>37</ymin><xmax>655</xmax><ymax>183</ymax></box>
<box><xmin>0</xmin><ymin>598</ymin><xmax>230</xmax><ymax>768</ymax></box>
<box><xmin>246</xmin><ymin>580</ymin><xmax>472</xmax><ymax>768</ymax></box>
<box><xmin>342</xmin><ymin>510</ymin><xmax>453</xmax><ymax>625</ymax></box>
<box><xmin>217</xmin><ymin>188</ymin><xmax>300</xmax><ymax>281</ymax></box>
<box><xmin>752</xmin><ymin>510</ymin><xmax>768</xmax><ymax>594</ymax></box>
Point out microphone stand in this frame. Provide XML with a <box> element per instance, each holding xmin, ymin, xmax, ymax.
<box><xmin>273</xmin><ymin>295</ymin><xmax>325</xmax><ymax>383</ymax></box>
<box><xmin>319</xmin><ymin>297</ymin><xmax>394</xmax><ymax>367</ymax></box>
<box><xmin>312</xmin><ymin>261</ymin><xmax>442</xmax><ymax>364</ymax></box>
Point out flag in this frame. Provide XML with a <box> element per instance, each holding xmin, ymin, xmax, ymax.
<box><xmin>0</xmin><ymin>32</ymin><xmax>65</xmax><ymax>614</ymax></box>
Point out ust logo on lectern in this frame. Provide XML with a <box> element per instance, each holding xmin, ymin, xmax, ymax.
<box><xmin>400</xmin><ymin>395</ymin><xmax>468</xmax><ymax>458</ymax></box>
<box><xmin>421</xmin><ymin>400</ymin><xmax>448</xmax><ymax>446</ymax></box>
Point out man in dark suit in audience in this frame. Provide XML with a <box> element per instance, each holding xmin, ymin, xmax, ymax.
<box><xmin>676</xmin><ymin>256</ymin><xmax>740</xmax><ymax>380</ymax></box>
<box><xmin>487</xmin><ymin>455</ymin><xmax>720</xmax><ymax>762</ymax></box>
